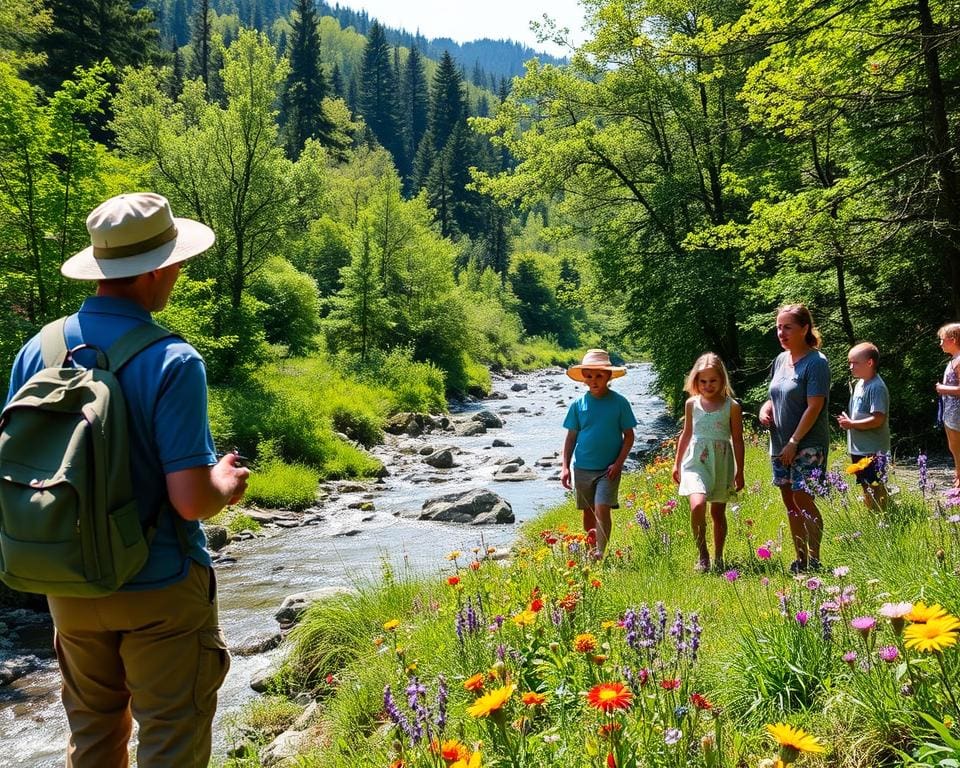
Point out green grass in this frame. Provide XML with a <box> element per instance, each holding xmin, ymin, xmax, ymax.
<box><xmin>245</xmin><ymin>458</ymin><xmax>321</xmax><ymax>511</ymax></box>
<box><xmin>223</xmin><ymin>441</ymin><xmax>960</xmax><ymax>768</ymax></box>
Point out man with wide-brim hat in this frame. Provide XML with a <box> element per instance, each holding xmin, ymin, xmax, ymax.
<box><xmin>5</xmin><ymin>192</ymin><xmax>249</xmax><ymax>767</ymax></box>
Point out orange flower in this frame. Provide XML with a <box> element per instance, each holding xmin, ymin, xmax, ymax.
<box><xmin>433</xmin><ymin>739</ymin><xmax>470</xmax><ymax>763</ymax></box>
<box><xmin>591</xmin><ymin>579</ymin><xmax>602</xmax><ymax>589</ymax></box>
<box><xmin>574</xmin><ymin>633</ymin><xmax>598</xmax><ymax>653</ymax></box>
<box><xmin>521</xmin><ymin>691</ymin><xmax>546</xmax><ymax>706</ymax></box>
<box><xmin>463</xmin><ymin>673</ymin><xmax>485</xmax><ymax>692</ymax></box>
<box><xmin>586</xmin><ymin>682</ymin><xmax>633</xmax><ymax>713</ymax></box>
<box><xmin>558</xmin><ymin>593</ymin><xmax>579</xmax><ymax>613</ymax></box>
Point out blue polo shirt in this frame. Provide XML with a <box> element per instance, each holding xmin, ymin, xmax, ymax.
<box><xmin>5</xmin><ymin>296</ymin><xmax>217</xmax><ymax>590</ymax></box>
<box><xmin>563</xmin><ymin>389</ymin><xmax>638</xmax><ymax>470</ymax></box>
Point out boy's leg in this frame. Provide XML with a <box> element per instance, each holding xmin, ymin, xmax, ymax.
<box><xmin>593</xmin><ymin>505</ymin><xmax>612</xmax><ymax>557</ymax></box>
<box><xmin>709</xmin><ymin>502</ymin><xmax>728</xmax><ymax>566</ymax></box>
<box><xmin>688</xmin><ymin>494</ymin><xmax>709</xmax><ymax>568</ymax></box>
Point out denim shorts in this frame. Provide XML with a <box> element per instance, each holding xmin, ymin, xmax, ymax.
<box><xmin>771</xmin><ymin>446</ymin><xmax>827</xmax><ymax>492</ymax></box>
<box><xmin>573</xmin><ymin>467</ymin><xmax>620</xmax><ymax>510</ymax></box>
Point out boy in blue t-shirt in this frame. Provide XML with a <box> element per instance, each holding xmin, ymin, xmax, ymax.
<box><xmin>560</xmin><ymin>349</ymin><xmax>638</xmax><ymax>558</ymax></box>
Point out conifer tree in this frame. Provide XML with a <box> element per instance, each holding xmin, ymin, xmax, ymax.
<box><xmin>358</xmin><ymin>21</ymin><xmax>403</xmax><ymax>167</ymax></box>
<box><xmin>281</xmin><ymin>0</ymin><xmax>334</xmax><ymax>158</ymax></box>
<box><xmin>330</xmin><ymin>62</ymin><xmax>344</xmax><ymax>98</ymax></box>
<box><xmin>32</xmin><ymin>0</ymin><xmax>161</xmax><ymax>93</ymax></box>
<box><xmin>172</xmin><ymin>0</ymin><xmax>189</xmax><ymax>46</ymax></box>
<box><xmin>400</xmin><ymin>45</ymin><xmax>428</xmax><ymax>188</ymax></box>
<box><xmin>426</xmin><ymin>51</ymin><xmax>465</xmax><ymax>150</ymax></box>
<box><xmin>190</xmin><ymin>0</ymin><xmax>212</xmax><ymax>96</ymax></box>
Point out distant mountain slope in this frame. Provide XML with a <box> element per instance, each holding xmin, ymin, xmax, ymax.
<box><xmin>317</xmin><ymin>2</ymin><xmax>567</xmax><ymax>80</ymax></box>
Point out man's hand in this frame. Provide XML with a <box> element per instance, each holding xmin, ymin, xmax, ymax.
<box><xmin>560</xmin><ymin>465</ymin><xmax>572</xmax><ymax>490</ymax></box>
<box><xmin>215</xmin><ymin>452</ymin><xmax>250</xmax><ymax>505</ymax></box>
<box><xmin>606</xmin><ymin>462</ymin><xmax>623</xmax><ymax>481</ymax></box>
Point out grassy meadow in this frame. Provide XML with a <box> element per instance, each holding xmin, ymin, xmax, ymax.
<box><xmin>221</xmin><ymin>439</ymin><xmax>960</xmax><ymax>768</ymax></box>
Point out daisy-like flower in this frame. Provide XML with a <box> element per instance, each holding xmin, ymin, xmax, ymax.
<box><xmin>906</xmin><ymin>601</ymin><xmax>949</xmax><ymax>624</ymax></box>
<box><xmin>521</xmin><ymin>691</ymin><xmax>546</xmax><ymax>706</ymax></box>
<box><xmin>512</xmin><ymin>610</ymin><xmax>537</xmax><ymax>627</ymax></box>
<box><xmin>879</xmin><ymin>601</ymin><xmax>913</xmax><ymax>635</ymax></box>
<box><xmin>690</xmin><ymin>692</ymin><xmax>712</xmax><ymax>710</ymax></box>
<box><xmin>846</xmin><ymin>456</ymin><xmax>873</xmax><ymax>474</ymax></box>
<box><xmin>586</xmin><ymin>682</ymin><xmax>634</xmax><ymax>713</ymax></box>
<box><xmin>833</xmin><ymin>566</ymin><xmax>850</xmax><ymax>578</ymax></box>
<box><xmin>383</xmin><ymin>619</ymin><xmax>401</xmax><ymax>631</ymax></box>
<box><xmin>467</xmin><ymin>683</ymin><xmax>515</xmax><ymax>718</ymax></box>
<box><xmin>659</xmin><ymin>678</ymin><xmax>681</xmax><ymax>690</ymax></box>
<box><xmin>434</xmin><ymin>739</ymin><xmax>470</xmax><ymax>762</ymax></box>
<box><xmin>904</xmin><ymin>615</ymin><xmax>960</xmax><ymax>653</ymax></box>
<box><xmin>574</xmin><ymin>633</ymin><xmax>598</xmax><ymax>653</ymax></box>
<box><xmin>463</xmin><ymin>673</ymin><xmax>485</xmax><ymax>692</ymax></box>
<box><xmin>766</xmin><ymin>722</ymin><xmax>826</xmax><ymax>762</ymax></box>
<box><xmin>446</xmin><ymin>550</ymin><xmax>462</xmax><ymax>561</ymax></box>
<box><xmin>450</xmin><ymin>751</ymin><xmax>481</xmax><ymax>768</ymax></box>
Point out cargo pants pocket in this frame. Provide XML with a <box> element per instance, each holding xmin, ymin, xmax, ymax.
<box><xmin>194</xmin><ymin>628</ymin><xmax>230</xmax><ymax>714</ymax></box>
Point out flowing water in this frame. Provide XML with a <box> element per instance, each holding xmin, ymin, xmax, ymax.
<box><xmin>0</xmin><ymin>364</ymin><xmax>671</xmax><ymax>767</ymax></box>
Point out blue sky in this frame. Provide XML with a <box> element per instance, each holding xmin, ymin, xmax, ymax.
<box><xmin>337</xmin><ymin>0</ymin><xmax>589</xmax><ymax>56</ymax></box>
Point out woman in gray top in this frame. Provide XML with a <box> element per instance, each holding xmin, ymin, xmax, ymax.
<box><xmin>759</xmin><ymin>304</ymin><xmax>831</xmax><ymax>574</ymax></box>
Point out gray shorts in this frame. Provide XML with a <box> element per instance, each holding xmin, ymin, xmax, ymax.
<box><xmin>573</xmin><ymin>467</ymin><xmax>620</xmax><ymax>510</ymax></box>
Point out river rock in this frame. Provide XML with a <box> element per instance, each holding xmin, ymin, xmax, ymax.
<box><xmin>494</xmin><ymin>456</ymin><xmax>524</xmax><ymax>466</ymax></box>
<box><xmin>275</xmin><ymin>587</ymin><xmax>353</xmax><ymax>627</ymax></box>
<box><xmin>472</xmin><ymin>410</ymin><xmax>504</xmax><ymax>428</ymax></box>
<box><xmin>203</xmin><ymin>524</ymin><xmax>229</xmax><ymax>551</ymax></box>
<box><xmin>510</xmin><ymin>382</ymin><xmax>528</xmax><ymax>392</ymax></box>
<box><xmin>485</xmin><ymin>391</ymin><xmax>508</xmax><ymax>400</ymax></box>
<box><xmin>0</xmin><ymin>654</ymin><xmax>42</xmax><ymax>686</ymax></box>
<box><xmin>424</xmin><ymin>448</ymin><xmax>456</xmax><ymax>468</ymax></box>
<box><xmin>260</xmin><ymin>729</ymin><xmax>309</xmax><ymax>767</ymax></box>
<box><xmin>492</xmin><ymin>439</ymin><xmax>513</xmax><ymax>447</ymax></box>
<box><xmin>419</xmin><ymin>488</ymin><xmax>514</xmax><ymax>524</ymax></box>
<box><xmin>492</xmin><ymin>464</ymin><xmax>538</xmax><ymax>482</ymax></box>
<box><xmin>250</xmin><ymin>657</ymin><xmax>285</xmax><ymax>692</ymax></box>
<box><xmin>232</xmin><ymin>632</ymin><xmax>283</xmax><ymax>656</ymax></box>
<box><xmin>458</xmin><ymin>421</ymin><xmax>486</xmax><ymax>437</ymax></box>
<box><xmin>418</xmin><ymin>445</ymin><xmax>436</xmax><ymax>456</ymax></box>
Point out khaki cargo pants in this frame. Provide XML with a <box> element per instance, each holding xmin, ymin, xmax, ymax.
<box><xmin>47</xmin><ymin>561</ymin><xmax>230</xmax><ymax>768</ymax></box>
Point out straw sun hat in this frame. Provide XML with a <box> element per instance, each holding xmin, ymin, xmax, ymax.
<box><xmin>61</xmin><ymin>192</ymin><xmax>215</xmax><ymax>280</ymax></box>
<box><xmin>566</xmin><ymin>349</ymin><xmax>627</xmax><ymax>382</ymax></box>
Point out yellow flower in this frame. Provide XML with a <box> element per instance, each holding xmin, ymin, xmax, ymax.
<box><xmin>845</xmin><ymin>456</ymin><xmax>874</xmax><ymax>474</ymax></box>
<box><xmin>906</xmin><ymin>601</ymin><xmax>949</xmax><ymax>624</ymax></box>
<box><xmin>383</xmin><ymin>619</ymin><xmax>400</xmax><ymax>631</ymax></box>
<box><xmin>766</xmin><ymin>723</ymin><xmax>826</xmax><ymax>757</ymax></box>
<box><xmin>446</xmin><ymin>550</ymin><xmax>462</xmax><ymax>560</ymax></box>
<box><xmin>904</xmin><ymin>615</ymin><xmax>960</xmax><ymax>652</ymax></box>
<box><xmin>601</xmin><ymin>620</ymin><xmax>618</xmax><ymax>630</ymax></box>
<box><xmin>512</xmin><ymin>610</ymin><xmax>537</xmax><ymax>627</ymax></box>
<box><xmin>450</xmin><ymin>751</ymin><xmax>482</xmax><ymax>768</ymax></box>
<box><xmin>574</xmin><ymin>633</ymin><xmax>598</xmax><ymax>653</ymax></box>
<box><xmin>467</xmin><ymin>684</ymin><xmax>515</xmax><ymax>718</ymax></box>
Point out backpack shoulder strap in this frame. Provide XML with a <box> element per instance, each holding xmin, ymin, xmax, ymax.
<box><xmin>106</xmin><ymin>323</ymin><xmax>179</xmax><ymax>373</ymax></box>
<box><xmin>39</xmin><ymin>318</ymin><xmax>69</xmax><ymax>368</ymax></box>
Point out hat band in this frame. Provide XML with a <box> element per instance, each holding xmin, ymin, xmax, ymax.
<box><xmin>92</xmin><ymin>224</ymin><xmax>178</xmax><ymax>260</ymax></box>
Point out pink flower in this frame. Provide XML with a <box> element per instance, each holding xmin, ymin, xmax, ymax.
<box><xmin>806</xmin><ymin>577</ymin><xmax>822</xmax><ymax>591</ymax></box>
<box><xmin>878</xmin><ymin>646</ymin><xmax>899</xmax><ymax>663</ymax></box>
<box><xmin>843</xmin><ymin>650</ymin><xmax>857</xmax><ymax>666</ymax></box>
<box><xmin>724</xmin><ymin>570</ymin><xmax>739</xmax><ymax>582</ymax></box>
<box><xmin>795</xmin><ymin>611</ymin><xmax>809</xmax><ymax>626</ymax></box>
<box><xmin>833</xmin><ymin>566</ymin><xmax>850</xmax><ymax>578</ymax></box>
<box><xmin>760</xmin><ymin>576</ymin><xmax>770</xmax><ymax>587</ymax></box>
<box><xmin>851</xmin><ymin>616</ymin><xmax>876</xmax><ymax>637</ymax></box>
<box><xmin>756</xmin><ymin>546</ymin><xmax>772</xmax><ymax>560</ymax></box>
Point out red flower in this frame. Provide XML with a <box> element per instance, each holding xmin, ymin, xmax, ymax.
<box><xmin>607</xmin><ymin>753</ymin><xmax>617</xmax><ymax>768</ymax></box>
<box><xmin>659</xmin><ymin>678</ymin><xmax>681</xmax><ymax>690</ymax></box>
<box><xmin>567</xmin><ymin>559</ymin><xmax>577</xmax><ymax>569</ymax></box>
<box><xmin>591</xmin><ymin>579</ymin><xmax>602</xmax><ymax>589</ymax></box>
<box><xmin>598</xmin><ymin>722</ymin><xmax>622</xmax><ymax>737</ymax></box>
<box><xmin>530</xmin><ymin>598</ymin><xmax>544</xmax><ymax>613</ymax></box>
<box><xmin>690</xmin><ymin>692</ymin><xmax>712</xmax><ymax>710</ymax></box>
<box><xmin>447</xmin><ymin>576</ymin><xmax>460</xmax><ymax>586</ymax></box>
<box><xmin>586</xmin><ymin>682</ymin><xmax>633</xmax><ymax>713</ymax></box>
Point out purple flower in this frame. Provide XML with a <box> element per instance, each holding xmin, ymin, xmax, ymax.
<box><xmin>384</xmin><ymin>685</ymin><xmax>416</xmax><ymax>742</ymax></box>
<box><xmin>724</xmin><ymin>569</ymin><xmax>739</xmax><ymax>582</ymax></box>
<box><xmin>760</xmin><ymin>576</ymin><xmax>770</xmax><ymax>587</ymax></box>
<box><xmin>806</xmin><ymin>577</ymin><xmax>822</xmax><ymax>591</ymax></box>
<box><xmin>636</xmin><ymin>510</ymin><xmax>651</xmax><ymax>530</ymax></box>
<box><xmin>664</xmin><ymin>728</ymin><xmax>682</xmax><ymax>745</ymax></box>
<box><xmin>795</xmin><ymin>611</ymin><xmax>809</xmax><ymax>627</ymax></box>
<box><xmin>688</xmin><ymin>613</ymin><xmax>702</xmax><ymax>663</ymax></box>
<box><xmin>436</xmin><ymin>675</ymin><xmax>447</xmax><ymax>730</ymax></box>
<box><xmin>851</xmin><ymin>616</ymin><xmax>876</xmax><ymax>637</ymax></box>
<box><xmin>878</xmin><ymin>646</ymin><xmax>899</xmax><ymax>663</ymax></box>
<box><xmin>406</xmin><ymin>676</ymin><xmax>427</xmax><ymax>708</ymax></box>
<box><xmin>757</xmin><ymin>546</ymin><xmax>772</xmax><ymax>560</ymax></box>
<box><xmin>843</xmin><ymin>650</ymin><xmax>857</xmax><ymax>666</ymax></box>
<box><xmin>833</xmin><ymin>566</ymin><xmax>850</xmax><ymax>578</ymax></box>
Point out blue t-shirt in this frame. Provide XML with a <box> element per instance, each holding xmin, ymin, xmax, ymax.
<box><xmin>768</xmin><ymin>349</ymin><xmax>831</xmax><ymax>455</ymax></box>
<box><xmin>5</xmin><ymin>296</ymin><xmax>217</xmax><ymax>590</ymax></box>
<box><xmin>847</xmin><ymin>374</ymin><xmax>890</xmax><ymax>455</ymax></box>
<box><xmin>563</xmin><ymin>389</ymin><xmax>638</xmax><ymax>470</ymax></box>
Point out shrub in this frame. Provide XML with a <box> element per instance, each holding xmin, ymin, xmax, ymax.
<box><xmin>248</xmin><ymin>257</ymin><xmax>321</xmax><ymax>355</ymax></box>
<box><xmin>245</xmin><ymin>442</ymin><xmax>320</xmax><ymax>511</ymax></box>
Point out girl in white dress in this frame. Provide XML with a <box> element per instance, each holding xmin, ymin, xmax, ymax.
<box><xmin>672</xmin><ymin>353</ymin><xmax>745</xmax><ymax>572</ymax></box>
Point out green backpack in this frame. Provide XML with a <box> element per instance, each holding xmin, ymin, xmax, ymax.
<box><xmin>0</xmin><ymin>318</ymin><xmax>175</xmax><ymax>597</ymax></box>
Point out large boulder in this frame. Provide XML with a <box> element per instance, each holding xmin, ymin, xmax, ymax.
<box><xmin>385</xmin><ymin>412</ymin><xmax>428</xmax><ymax>437</ymax></box>
<box><xmin>472</xmin><ymin>410</ymin><xmax>504</xmax><ymax>429</ymax></box>
<box><xmin>419</xmin><ymin>488</ymin><xmax>514</xmax><ymax>525</ymax></box>
<box><xmin>275</xmin><ymin>587</ymin><xmax>353</xmax><ymax>628</ymax></box>
<box><xmin>424</xmin><ymin>448</ymin><xmax>456</xmax><ymax>469</ymax></box>
<box><xmin>457</xmin><ymin>421</ymin><xmax>486</xmax><ymax>437</ymax></box>
<box><xmin>203</xmin><ymin>524</ymin><xmax>229</xmax><ymax>551</ymax></box>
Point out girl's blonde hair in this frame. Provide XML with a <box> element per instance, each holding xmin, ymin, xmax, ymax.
<box><xmin>778</xmin><ymin>303</ymin><xmax>822</xmax><ymax>349</ymax></box>
<box><xmin>939</xmin><ymin>322</ymin><xmax>960</xmax><ymax>343</ymax></box>
<box><xmin>684</xmin><ymin>353</ymin><xmax>735</xmax><ymax>398</ymax></box>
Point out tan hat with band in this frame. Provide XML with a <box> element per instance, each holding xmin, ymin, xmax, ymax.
<box><xmin>566</xmin><ymin>349</ymin><xmax>627</xmax><ymax>382</ymax></box>
<box><xmin>61</xmin><ymin>192</ymin><xmax>215</xmax><ymax>280</ymax></box>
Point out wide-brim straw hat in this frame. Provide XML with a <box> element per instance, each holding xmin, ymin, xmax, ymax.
<box><xmin>61</xmin><ymin>192</ymin><xmax>215</xmax><ymax>280</ymax></box>
<box><xmin>566</xmin><ymin>349</ymin><xmax>627</xmax><ymax>382</ymax></box>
